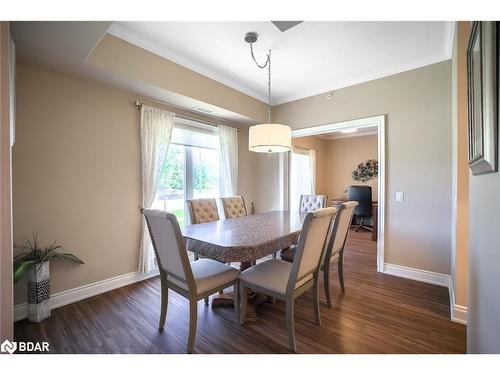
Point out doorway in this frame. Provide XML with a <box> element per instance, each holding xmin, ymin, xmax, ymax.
<box><xmin>280</xmin><ymin>115</ymin><xmax>386</xmax><ymax>271</ymax></box>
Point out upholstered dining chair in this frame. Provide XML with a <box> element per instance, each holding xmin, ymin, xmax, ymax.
<box><xmin>321</xmin><ymin>201</ymin><xmax>358</xmax><ymax>307</ymax></box>
<box><xmin>279</xmin><ymin>201</ymin><xmax>358</xmax><ymax>308</ymax></box>
<box><xmin>280</xmin><ymin>194</ymin><xmax>328</xmax><ymax>262</ymax></box>
<box><xmin>299</xmin><ymin>194</ymin><xmax>328</xmax><ymax>212</ymax></box>
<box><xmin>220</xmin><ymin>196</ymin><xmax>247</xmax><ymax>219</ymax></box>
<box><xmin>142</xmin><ymin>209</ymin><xmax>240</xmax><ymax>353</ymax></box>
<box><xmin>238</xmin><ymin>207</ymin><xmax>337</xmax><ymax>352</ymax></box>
<box><xmin>186</xmin><ymin>198</ymin><xmax>220</xmax><ymax>263</ymax></box>
<box><xmin>186</xmin><ymin>198</ymin><xmax>220</xmax><ymax>224</ymax></box>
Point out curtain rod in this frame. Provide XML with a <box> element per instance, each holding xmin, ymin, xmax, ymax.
<box><xmin>134</xmin><ymin>100</ymin><xmax>239</xmax><ymax>132</ymax></box>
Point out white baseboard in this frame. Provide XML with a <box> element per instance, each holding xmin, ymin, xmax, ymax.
<box><xmin>448</xmin><ymin>279</ymin><xmax>468</xmax><ymax>325</ymax></box>
<box><xmin>451</xmin><ymin>304</ymin><xmax>468</xmax><ymax>325</ymax></box>
<box><xmin>14</xmin><ymin>270</ymin><xmax>159</xmax><ymax>322</ymax></box>
<box><xmin>383</xmin><ymin>263</ymin><xmax>467</xmax><ymax>325</ymax></box>
<box><xmin>383</xmin><ymin>263</ymin><xmax>451</xmax><ymax>287</ymax></box>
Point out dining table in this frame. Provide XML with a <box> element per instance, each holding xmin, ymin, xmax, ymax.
<box><xmin>181</xmin><ymin>210</ymin><xmax>307</xmax><ymax>320</ymax></box>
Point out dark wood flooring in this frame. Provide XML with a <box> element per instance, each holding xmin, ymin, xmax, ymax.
<box><xmin>14</xmin><ymin>231</ymin><xmax>466</xmax><ymax>353</ymax></box>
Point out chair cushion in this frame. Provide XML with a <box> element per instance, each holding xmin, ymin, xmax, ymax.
<box><xmin>169</xmin><ymin>259</ymin><xmax>239</xmax><ymax>295</ymax></box>
<box><xmin>281</xmin><ymin>245</ymin><xmax>340</xmax><ymax>265</ymax></box>
<box><xmin>239</xmin><ymin>259</ymin><xmax>312</xmax><ymax>295</ymax></box>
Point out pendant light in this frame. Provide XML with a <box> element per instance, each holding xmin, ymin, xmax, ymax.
<box><xmin>245</xmin><ymin>32</ymin><xmax>292</xmax><ymax>154</ymax></box>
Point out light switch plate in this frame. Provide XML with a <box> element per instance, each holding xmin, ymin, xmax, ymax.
<box><xmin>396</xmin><ymin>192</ymin><xmax>404</xmax><ymax>202</ymax></box>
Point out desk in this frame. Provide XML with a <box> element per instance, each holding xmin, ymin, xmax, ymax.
<box><xmin>331</xmin><ymin>198</ymin><xmax>378</xmax><ymax>241</ymax></box>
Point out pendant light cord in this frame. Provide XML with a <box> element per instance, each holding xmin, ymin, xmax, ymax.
<box><xmin>249</xmin><ymin>43</ymin><xmax>272</xmax><ymax>123</ymax></box>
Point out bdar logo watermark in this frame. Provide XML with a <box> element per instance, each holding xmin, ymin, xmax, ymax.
<box><xmin>1</xmin><ymin>339</ymin><xmax>16</xmax><ymax>354</ymax></box>
<box><xmin>1</xmin><ymin>339</ymin><xmax>49</xmax><ymax>354</ymax></box>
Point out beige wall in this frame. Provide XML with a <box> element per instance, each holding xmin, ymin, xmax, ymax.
<box><xmin>273</xmin><ymin>61</ymin><xmax>452</xmax><ymax>275</ymax></box>
<box><xmin>291</xmin><ymin>134</ymin><xmax>379</xmax><ymax>203</ymax></box>
<box><xmin>291</xmin><ymin>136</ymin><xmax>329</xmax><ymax>196</ymax></box>
<box><xmin>86</xmin><ymin>35</ymin><xmax>268</xmax><ymax>124</ymax></box>
<box><xmin>0</xmin><ymin>21</ymin><xmax>13</xmax><ymax>341</ymax></box>
<box><xmin>13</xmin><ymin>65</ymin><xmax>259</xmax><ymax>304</ymax></box>
<box><xmin>325</xmin><ymin>135</ymin><xmax>378</xmax><ymax>201</ymax></box>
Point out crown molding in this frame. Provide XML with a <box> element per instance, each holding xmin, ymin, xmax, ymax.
<box><xmin>108</xmin><ymin>22</ymin><xmax>454</xmax><ymax>107</ymax></box>
<box><xmin>273</xmin><ymin>51</ymin><xmax>451</xmax><ymax>105</ymax></box>
<box><xmin>107</xmin><ymin>23</ymin><xmax>268</xmax><ymax>104</ymax></box>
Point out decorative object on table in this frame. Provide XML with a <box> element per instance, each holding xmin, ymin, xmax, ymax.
<box><xmin>244</xmin><ymin>32</ymin><xmax>292</xmax><ymax>154</ymax></box>
<box><xmin>14</xmin><ymin>234</ymin><xmax>84</xmax><ymax>322</ymax></box>
<box><xmin>467</xmin><ymin>21</ymin><xmax>498</xmax><ymax>175</ymax></box>
<box><xmin>352</xmin><ymin>159</ymin><xmax>378</xmax><ymax>183</ymax></box>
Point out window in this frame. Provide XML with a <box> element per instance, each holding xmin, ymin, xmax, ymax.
<box><xmin>152</xmin><ymin>121</ymin><xmax>220</xmax><ymax>226</ymax></box>
<box><xmin>289</xmin><ymin>148</ymin><xmax>314</xmax><ymax>212</ymax></box>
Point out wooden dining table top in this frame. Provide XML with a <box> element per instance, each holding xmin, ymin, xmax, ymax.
<box><xmin>181</xmin><ymin>211</ymin><xmax>307</xmax><ymax>263</ymax></box>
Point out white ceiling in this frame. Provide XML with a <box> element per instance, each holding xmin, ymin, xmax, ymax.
<box><xmin>111</xmin><ymin>21</ymin><xmax>454</xmax><ymax>105</ymax></box>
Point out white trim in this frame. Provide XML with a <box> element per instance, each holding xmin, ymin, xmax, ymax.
<box><xmin>317</xmin><ymin>129</ymin><xmax>378</xmax><ymax>141</ymax></box>
<box><xmin>443</xmin><ymin>21</ymin><xmax>456</xmax><ymax>60</ymax></box>
<box><xmin>384</xmin><ymin>263</ymin><xmax>467</xmax><ymax>325</ymax></box>
<box><xmin>383</xmin><ymin>263</ymin><xmax>467</xmax><ymax>325</ymax></box>
<box><xmin>448</xmin><ymin>279</ymin><xmax>468</xmax><ymax>325</ymax></box>
<box><xmin>451</xmin><ymin>304</ymin><xmax>468</xmax><ymax>325</ymax></box>
<box><xmin>107</xmin><ymin>23</ymin><xmax>268</xmax><ymax>104</ymax></box>
<box><xmin>283</xmin><ymin>115</ymin><xmax>386</xmax><ymax>272</ymax></box>
<box><xmin>273</xmin><ymin>53</ymin><xmax>450</xmax><ymax>105</ymax></box>
<box><xmin>383</xmin><ymin>263</ymin><xmax>451</xmax><ymax>287</ymax></box>
<box><xmin>14</xmin><ymin>270</ymin><xmax>159</xmax><ymax>322</ymax></box>
<box><xmin>108</xmin><ymin>23</ymin><xmax>453</xmax><ymax>107</ymax></box>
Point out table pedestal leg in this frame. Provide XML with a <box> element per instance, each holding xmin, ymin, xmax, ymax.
<box><xmin>210</xmin><ymin>260</ymin><xmax>269</xmax><ymax>321</ymax></box>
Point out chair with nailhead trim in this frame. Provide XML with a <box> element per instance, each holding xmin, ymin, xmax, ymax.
<box><xmin>220</xmin><ymin>196</ymin><xmax>247</xmax><ymax>219</ymax></box>
<box><xmin>186</xmin><ymin>198</ymin><xmax>220</xmax><ymax>225</ymax></box>
<box><xmin>186</xmin><ymin>198</ymin><xmax>222</xmax><ymax>304</ymax></box>
<box><xmin>142</xmin><ymin>209</ymin><xmax>240</xmax><ymax>353</ymax></box>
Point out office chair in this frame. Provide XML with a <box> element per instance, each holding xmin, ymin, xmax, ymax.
<box><xmin>347</xmin><ymin>185</ymin><xmax>373</xmax><ymax>232</ymax></box>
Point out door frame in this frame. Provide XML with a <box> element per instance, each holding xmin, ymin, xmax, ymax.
<box><xmin>279</xmin><ymin>115</ymin><xmax>386</xmax><ymax>272</ymax></box>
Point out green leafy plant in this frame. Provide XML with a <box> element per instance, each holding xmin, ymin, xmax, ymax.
<box><xmin>13</xmin><ymin>233</ymin><xmax>84</xmax><ymax>283</ymax></box>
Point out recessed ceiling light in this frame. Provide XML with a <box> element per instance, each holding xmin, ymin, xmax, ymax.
<box><xmin>340</xmin><ymin>128</ymin><xmax>358</xmax><ymax>134</ymax></box>
<box><xmin>193</xmin><ymin>106</ymin><xmax>213</xmax><ymax>114</ymax></box>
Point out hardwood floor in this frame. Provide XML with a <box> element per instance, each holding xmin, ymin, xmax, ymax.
<box><xmin>14</xmin><ymin>231</ymin><xmax>466</xmax><ymax>353</ymax></box>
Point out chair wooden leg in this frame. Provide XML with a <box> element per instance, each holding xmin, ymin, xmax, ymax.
<box><xmin>159</xmin><ymin>279</ymin><xmax>168</xmax><ymax>330</ymax></box>
<box><xmin>323</xmin><ymin>264</ymin><xmax>332</xmax><ymax>308</ymax></box>
<box><xmin>313</xmin><ymin>274</ymin><xmax>321</xmax><ymax>326</ymax></box>
<box><xmin>285</xmin><ymin>299</ymin><xmax>296</xmax><ymax>352</ymax></box>
<box><xmin>187</xmin><ymin>300</ymin><xmax>198</xmax><ymax>353</ymax></box>
<box><xmin>234</xmin><ymin>282</ymin><xmax>240</xmax><ymax>322</ymax></box>
<box><xmin>239</xmin><ymin>282</ymin><xmax>247</xmax><ymax>324</ymax></box>
<box><xmin>338</xmin><ymin>256</ymin><xmax>346</xmax><ymax>293</ymax></box>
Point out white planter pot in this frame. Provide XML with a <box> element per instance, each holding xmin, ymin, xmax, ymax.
<box><xmin>27</xmin><ymin>261</ymin><xmax>51</xmax><ymax>322</ymax></box>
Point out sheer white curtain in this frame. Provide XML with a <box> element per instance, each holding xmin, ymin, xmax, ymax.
<box><xmin>218</xmin><ymin>125</ymin><xmax>238</xmax><ymax>196</ymax></box>
<box><xmin>139</xmin><ymin>105</ymin><xmax>175</xmax><ymax>273</ymax></box>
<box><xmin>309</xmin><ymin>149</ymin><xmax>316</xmax><ymax>194</ymax></box>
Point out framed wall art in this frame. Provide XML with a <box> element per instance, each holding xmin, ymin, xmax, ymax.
<box><xmin>467</xmin><ymin>21</ymin><xmax>498</xmax><ymax>175</ymax></box>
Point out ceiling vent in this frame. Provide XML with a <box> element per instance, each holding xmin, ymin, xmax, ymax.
<box><xmin>271</xmin><ymin>21</ymin><xmax>303</xmax><ymax>32</ymax></box>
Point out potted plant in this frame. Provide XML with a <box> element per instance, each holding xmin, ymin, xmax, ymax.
<box><xmin>14</xmin><ymin>234</ymin><xmax>84</xmax><ymax>322</ymax></box>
